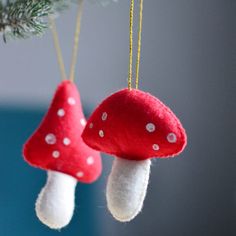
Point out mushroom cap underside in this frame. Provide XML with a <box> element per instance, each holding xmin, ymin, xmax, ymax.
<box><xmin>23</xmin><ymin>81</ymin><xmax>102</xmax><ymax>183</ymax></box>
<box><xmin>82</xmin><ymin>88</ymin><xmax>187</xmax><ymax>161</ymax></box>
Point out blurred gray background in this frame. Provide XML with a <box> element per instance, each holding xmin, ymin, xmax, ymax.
<box><xmin>0</xmin><ymin>0</ymin><xmax>235</xmax><ymax>235</ymax></box>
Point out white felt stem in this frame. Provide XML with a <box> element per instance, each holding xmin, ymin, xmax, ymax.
<box><xmin>106</xmin><ymin>158</ymin><xmax>151</xmax><ymax>222</ymax></box>
<box><xmin>35</xmin><ymin>171</ymin><xmax>77</xmax><ymax>229</ymax></box>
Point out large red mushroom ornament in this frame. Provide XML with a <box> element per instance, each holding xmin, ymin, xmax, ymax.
<box><xmin>82</xmin><ymin>88</ymin><xmax>187</xmax><ymax>222</ymax></box>
<box><xmin>23</xmin><ymin>81</ymin><xmax>102</xmax><ymax>229</ymax></box>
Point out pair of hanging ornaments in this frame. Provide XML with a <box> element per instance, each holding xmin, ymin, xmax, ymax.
<box><xmin>23</xmin><ymin>0</ymin><xmax>187</xmax><ymax>230</ymax></box>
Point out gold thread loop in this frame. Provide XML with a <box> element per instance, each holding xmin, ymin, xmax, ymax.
<box><xmin>49</xmin><ymin>0</ymin><xmax>84</xmax><ymax>83</ymax></box>
<box><xmin>69</xmin><ymin>0</ymin><xmax>84</xmax><ymax>82</ymax></box>
<box><xmin>128</xmin><ymin>0</ymin><xmax>144</xmax><ymax>90</ymax></box>
<box><xmin>49</xmin><ymin>17</ymin><xmax>67</xmax><ymax>81</ymax></box>
<box><xmin>135</xmin><ymin>0</ymin><xmax>143</xmax><ymax>89</ymax></box>
<box><xmin>128</xmin><ymin>0</ymin><xmax>134</xmax><ymax>90</ymax></box>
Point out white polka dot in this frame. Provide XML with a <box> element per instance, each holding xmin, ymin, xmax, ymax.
<box><xmin>152</xmin><ymin>144</ymin><xmax>160</xmax><ymax>151</ymax></box>
<box><xmin>80</xmin><ymin>118</ymin><xmax>86</xmax><ymax>126</ymax></box>
<box><xmin>87</xmin><ymin>156</ymin><xmax>94</xmax><ymax>165</ymax></box>
<box><xmin>68</xmin><ymin>97</ymin><xmax>76</xmax><ymax>105</ymax></box>
<box><xmin>167</xmin><ymin>133</ymin><xmax>177</xmax><ymax>143</ymax></box>
<box><xmin>76</xmin><ymin>171</ymin><xmax>84</xmax><ymax>178</ymax></box>
<box><xmin>63</xmin><ymin>137</ymin><xmax>71</xmax><ymax>146</ymax></box>
<box><xmin>52</xmin><ymin>150</ymin><xmax>60</xmax><ymax>158</ymax></box>
<box><xmin>146</xmin><ymin>123</ymin><xmax>156</xmax><ymax>132</ymax></box>
<box><xmin>99</xmin><ymin>130</ymin><xmax>104</xmax><ymax>138</ymax></box>
<box><xmin>89</xmin><ymin>123</ymin><xmax>93</xmax><ymax>129</ymax></box>
<box><xmin>102</xmin><ymin>112</ymin><xmax>108</xmax><ymax>121</ymax></box>
<box><xmin>45</xmin><ymin>134</ymin><xmax>56</xmax><ymax>145</ymax></box>
<box><xmin>57</xmin><ymin>108</ymin><xmax>65</xmax><ymax>117</ymax></box>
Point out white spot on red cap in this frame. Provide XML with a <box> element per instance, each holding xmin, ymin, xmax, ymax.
<box><xmin>80</xmin><ymin>118</ymin><xmax>86</xmax><ymax>126</ymax></box>
<box><xmin>87</xmin><ymin>156</ymin><xmax>94</xmax><ymax>165</ymax></box>
<box><xmin>89</xmin><ymin>123</ymin><xmax>93</xmax><ymax>129</ymax></box>
<box><xmin>68</xmin><ymin>97</ymin><xmax>76</xmax><ymax>105</ymax></box>
<box><xmin>52</xmin><ymin>150</ymin><xmax>60</xmax><ymax>158</ymax></box>
<box><xmin>146</xmin><ymin>123</ymin><xmax>156</xmax><ymax>132</ymax></box>
<box><xmin>152</xmin><ymin>144</ymin><xmax>160</xmax><ymax>151</ymax></box>
<box><xmin>99</xmin><ymin>130</ymin><xmax>104</xmax><ymax>138</ymax></box>
<box><xmin>63</xmin><ymin>137</ymin><xmax>71</xmax><ymax>146</ymax></box>
<box><xmin>45</xmin><ymin>134</ymin><xmax>56</xmax><ymax>145</ymax></box>
<box><xmin>76</xmin><ymin>171</ymin><xmax>84</xmax><ymax>178</ymax></box>
<box><xmin>57</xmin><ymin>108</ymin><xmax>65</xmax><ymax>117</ymax></box>
<box><xmin>102</xmin><ymin>112</ymin><xmax>108</xmax><ymax>121</ymax></box>
<box><xmin>167</xmin><ymin>133</ymin><xmax>177</xmax><ymax>143</ymax></box>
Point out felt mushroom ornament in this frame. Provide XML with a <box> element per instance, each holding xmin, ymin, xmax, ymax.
<box><xmin>82</xmin><ymin>89</ymin><xmax>187</xmax><ymax>221</ymax></box>
<box><xmin>23</xmin><ymin>81</ymin><xmax>102</xmax><ymax>229</ymax></box>
<box><xmin>82</xmin><ymin>0</ymin><xmax>187</xmax><ymax>222</ymax></box>
<box><xmin>22</xmin><ymin>0</ymin><xmax>104</xmax><ymax>229</ymax></box>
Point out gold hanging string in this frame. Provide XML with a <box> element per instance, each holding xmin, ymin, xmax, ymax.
<box><xmin>49</xmin><ymin>0</ymin><xmax>84</xmax><ymax>82</ymax></box>
<box><xmin>135</xmin><ymin>0</ymin><xmax>143</xmax><ymax>89</ymax></box>
<box><xmin>128</xmin><ymin>0</ymin><xmax>144</xmax><ymax>90</ymax></box>
<box><xmin>128</xmin><ymin>0</ymin><xmax>134</xmax><ymax>90</ymax></box>
<box><xmin>69</xmin><ymin>0</ymin><xmax>84</xmax><ymax>82</ymax></box>
<box><xmin>49</xmin><ymin>17</ymin><xmax>67</xmax><ymax>81</ymax></box>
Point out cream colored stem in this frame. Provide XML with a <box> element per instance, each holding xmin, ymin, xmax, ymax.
<box><xmin>106</xmin><ymin>157</ymin><xmax>151</xmax><ymax>222</ymax></box>
<box><xmin>35</xmin><ymin>171</ymin><xmax>77</xmax><ymax>229</ymax></box>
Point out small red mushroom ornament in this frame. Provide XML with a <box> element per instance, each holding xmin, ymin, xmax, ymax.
<box><xmin>23</xmin><ymin>81</ymin><xmax>102</xmax><ymax>229</ymax></box>
<box><xmin>82</xmin><ymin>88</ymin><xmax>187</xmax><ymax>222</ymax></box>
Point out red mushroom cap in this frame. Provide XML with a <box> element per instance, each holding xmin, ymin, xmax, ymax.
<box><xmin>82</xmin><ymin>88</ymin><xmax>187</xmax><ymax>161</ymax></box>
<box><xmin>23</xmin><ymin>81</ymin><xmax>102</xmax><ymax>183</ymax></box>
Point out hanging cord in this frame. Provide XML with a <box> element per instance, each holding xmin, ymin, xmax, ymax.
<box><xmin>69</xmin><ymin>0</ymin><xmax>84</xmax><ymax>82</ymax></box>
<box><xmin>135</xmin><ymin>0</ymin><xmax>143</xmax><ymax>89</ymax></box>
<box><xmin>49</xmin><ymin>17</ymin><xmax>67</xmax><ymax>81</ymax></box>
<box><xmin>128</xmin><ymin>0</ymin><xmax>134</xmax><ymax>90</ymax></box>
<box><xmin>49</xmin><ymin>0</ymin><xmax>84</xmax><ymax>82</ymax></box>
<box><xmin>127</xmin><ymin>0</ymin><xmax>144</xmax><ymax>90</ymax></box>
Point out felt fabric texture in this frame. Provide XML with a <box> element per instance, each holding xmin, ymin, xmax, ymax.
<box><xmin>82</xmin><ymin>88</ymin><xmax>187</xmax><ymax>161</ymax></box>
<box><xmin>35</xmin><ymin>171</ymin><xmax>77</xmax><ymax>229</ymax></box>
<box><xmin>23</xmin><ymin>80</ymin><xmax>102</xmax><ymax>183</ymax></box>
<box><xmin>106</xmin><ymin>158</ymin><xmax>151</xmax><ymax>222</ymax></box>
